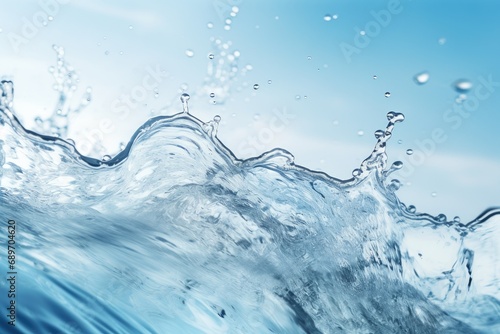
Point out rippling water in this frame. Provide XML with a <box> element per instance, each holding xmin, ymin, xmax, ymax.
<box><xmin>0</xmin><ymin>57</ymin><xmax>499</xmax><ymax>333</ymax></box>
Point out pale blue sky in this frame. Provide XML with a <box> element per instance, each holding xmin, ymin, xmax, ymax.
<box><xmin>1</xmin><ymin>0</ymin><xmax>499</xmax><ymax>221</ymax></box>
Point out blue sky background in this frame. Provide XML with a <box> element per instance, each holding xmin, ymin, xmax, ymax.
<box><xmin>0</xmin><ymin>0</ymin><xmax>499</xmax><ymax>222</ymax></box>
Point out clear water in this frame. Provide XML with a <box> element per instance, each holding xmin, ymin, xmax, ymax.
<box><xmin>0</xmin><ymin>53</ymin><xmax>499</xmax><ymax>334</ymax></box>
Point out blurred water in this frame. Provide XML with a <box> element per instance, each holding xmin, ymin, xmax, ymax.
<box><xmin>1</xmin><ymin>59</ymin><xmax>499</xmax><ymax>332</ymax></box>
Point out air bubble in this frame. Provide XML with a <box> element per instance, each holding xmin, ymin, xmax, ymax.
<box><xmin>453</xmin><ymin>216</ymin><xmax>461</xmax><ymax>223</ymax></box>
<box><xmin>406</xmin><ymin>149</ymin><xmax>413</xmax><ymax>155</ymax></box>
<box><xmin>373</xmin><ymin>75</ymin><xmax>377</xmax><ymax>80</ymax></box>
<box><xmin>397</xmin><ymin>139</ymin><xmax>403</xmax><ymax>144</ymax></box>
<box><xmin>208</xmin><ymin>53</ymin><xmax>215</xmax><ymax>59</ymax></box>
<box><xmin>414</xmin><ymin>71</ymin><xmax>430</xmax><ymax>85</ymax></box>
<box><xmin>267</xmin><ymin>80</ymin><xmax>272</xmax><ymax>84</ymax></box>
<box><xmin>253</xmin><ymin>84</ymin><xmax>259</xmax><ymax>90</ymax></box>
<box><xmin>214</xmin><ymin>115</ymin><xmax>221</xmax><ymax>123</ymax></box>
<box><xmin>437</xmin><ymin>214</ymin><xmax>446</xmax><ymax>222</ymax></box>
<box><xmin>384</xmin><ymin>92</ymin><xmax>391</xmax><ymax>98</ymax></box>
<box><xmin>185</xmin><ymin>49</ymin><xmax>194</xmax><ymax>57</ymax></box>
<box><xmin>102</xmin><ymin>155</ymin><xmax>111</xmax><ymax>162</ymax></box>
<box><xmin>210</xmin><ymin>92</ymin><xmax>215</xmax><ymax>98</ymax></box>
<box><xmin>408</xmin><ymin>205</ymin><xmax>416</xmax><ymax>213</ymax></box>
<box><xmin>324</xmin><ymin>14</ymin><xmax>332</xmax><ymax>21</ymax></box>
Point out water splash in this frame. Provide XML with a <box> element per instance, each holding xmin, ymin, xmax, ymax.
<box><xmin>32</xmin><ymin>45</ymin><xmax>92</xmax><ymax>139</ymax></box>
<box><xmin>1</xmin><ymin>63</ymin><xmax>499</xmax><ymax>334</ymax></box>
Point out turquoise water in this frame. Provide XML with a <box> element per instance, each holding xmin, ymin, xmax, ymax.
<box><xmin>1</xmin><ymin>72</ymin><xmax>499</xmax><ymax>333</ymax></box>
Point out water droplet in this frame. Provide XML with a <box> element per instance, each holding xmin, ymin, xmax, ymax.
<box><xmin>389</xmin><ymin>179</ymin><xmax>402</xmax><ymax>191</ymax></box>
<box><xmin>357</xmin><ymin>130</ymin><xmax>364</xmax><ymax>136</ymax></box>
<box><xmin>208</xmin><ymin>53</ymin><xmax>215</xmax><ymax>59</ymax></box>
<box><xmin>119</xmin><ymin>142</ymin><xmax>126</xmax><ymax>150</ymax></box>
<box><xmin>267</xmin><ymin>80</ymin><xmax>272</xmax><ymax>84</ymax></box>
<box><xmin>225</xmin><ymin>18</ymin><xmax>232</xmax><ymax>25</ymax></box>
<box><xmin>275</xmin><ymin>16</ymin><xmax>279</xmax><ymax>20</ymax></box>
<box><xmin>48</xmin><ymin>16</ymin><xmax>54</xmax><ymax>21</ymax></box>
<box><xmin>102</xmin><ymin>155</ymin><xmax>111</xmax><ymax>162</ymax></box>
<box><xmin>324</xmin><ymin>14</ymin><xmax>332</xmax><ymax>22</ymax></box>
<box><xmin>384</xmin><ymin>92</ymin><xmax>391</xmax><ymax>98</ymax></box>
<box><xmin>414</xmin><ymin>71</ymin><xmax>430</xmax><ymax>85</ymax></box>
<box><xmin>295</xmin><ymin>95</ymin><xmax>301</xmax><ymax>100</ymax></box>
<box><xmin>352</xmin><ymin>168</ymin><xmax>362</xmax><ymax>177</ymax></box>
<box><xmin>224</xmin><ymin>25</ymin><xmax>231</xmax><ymax>30</ymax></box>
<box><xmin>207</xmin><ymin>22</ymin><xmax>214</xmax><ymax>29</ymax></box>
<box><xmin>333</xmin><ymin>120</ymin><xmax>339</xmax><ymax>126</ymax></box>
<box><xmin>360</xmin><ymin>31</ymin><xmax>366</xmax><ymax>36</ymax></box>
<box><xmin>397</xmin><ymin>139</ymin><xmax>403</xmax><ymax>144</ymax></box>
<box><xmin>438</xmin><ymin>37</ymin><xmax>446</xmax><ymax>45</ymax></box>
<box><xmin>408</xmin><ymin>205</ymin><xmax>416</xmax><ymax>213</ymax></box>
<box><xmin>392</xmin><ymin>161</ymin><xmax>403</xmax><ymax>169</ymax></box>
<box><xmin>180</xmin><ymin>93</ymin><xmax>190</xmax><ymax>113</ymax></box>
<box><xmin>253</xmin><ymin>84</ymin><xmax>259</xmax><ymax>90</ymax></box>
<box><xmin>406</xmin><ymin>149</ymin><xmax>413</xmax><ymax>155</ymax></box>
<box><xmin>128</xmin><ymin>25</ymin><xmax>133</xmax><ymax>30</ymax></box>
<box><xmin>431</xmin><ymin>192</ymin><xmax>437</xmax><ymax>197</ymax></box>
<box><xmin>373</xmin><ymin>75</ymin><xmax>377</xmax><ymax>80</ymax></box>
<box><xmin>210</xmin><ymin>92</ymin><xmax>215</xmax><ymax>98</ymax></box>
<box><xmin>104</xmin><ymin>50</ymin><xmax>109</xmax><ymax>55</ymax></box>
<box><xmin>0</xmin><ymin>28</ymin><xmax>3</xmax><ymax>33</ymax></box>
<box><xmin>185</xmin><ymin>49</ymin><xmax>194</xmax><ymax>57</ymax></box>
<box><xmin>386</xmin><ymin>111</ymin><xmax>405</xmax><ymax>123</ymax></box>
<box><xmin>253</xmin><ymin>113</ymin><xmax>260</xmax><ymax>120</ymax></box>
<box><xmin>332</xmin><ymin>14</ymin><xmax>338</xmax><ymax>20</ymax></box>
<box><xmin>307</xmin><ymin>56</ymin><xmax>312</xmax><ymax>60</ymax></box>
<box><xmin>454</xmin><ymin>79</ymin><xmax>472</xmax><ymax>93</ymax></box>
<box><xmin>232</xmin><ymin>6</ymin><xmax>239</xmax><ymax>13</ymax></box>
<box><xmin>374</xmin><ymin>130</ymin><xmax>384</xmax><ymax>139</ymax></box>
<box><xmin>455</xmin><ymin>94</ymin><xmax>467</xmax><ymax>104</ymax></box>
